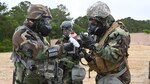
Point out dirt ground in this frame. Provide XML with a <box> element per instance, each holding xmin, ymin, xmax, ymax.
<box><xmin>0</xmin><ymin>33</ymin><xmax>150</xmax><ymax>84</ymax></box>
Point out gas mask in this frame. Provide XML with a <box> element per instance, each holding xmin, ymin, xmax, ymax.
<box><xmin>38</xmin><ymin>17</ymin><xmax>51</xmax><ymax>36</ymax></box>
<box><xmin>31</xmin><ymin>16</ymin><xmax>51</xmax><ymax>37</ymax></box>
<box><xmin>87</xmin><ymin>19</ymin><xmax>106</xmax><ymax>36</ymax></box>
<box><xmin>62</xmin><ymin>28</ymin><xmax>72</xmax><ymax>41</ymax></box>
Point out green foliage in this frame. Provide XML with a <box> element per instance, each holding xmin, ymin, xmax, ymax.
<box><xmin>1</xmin><ymin>1</ymin><xmax>150</xmax><ymax>52</ymax></box>
<box><xmin>0</xmin><ymin>2</ymin><xmax>8</xmax><ymax>15</ymax></box>
<box><xmin>119</xmin><ymin>17</ymin><xmax>150</xmax><ymax>33</ymax></box>
<box><xmin>49</xmin><ymin>4</ymin><xmax>71</xmax><ymax>39</ymax></box>
<box><xmin>73</xmin><ymin>16</ymin><xmax>89</xmax><ymax>35</ymax></box>
<box><xmin>74</xmin><ymin>16</ymin><xmax>89</xmax><ymax>30</ymax></box>
<box><xmin>49</xmin><ymin>21</ymin><xmax>62</xmax><ymax>38</ymax></box>
<box><xmin>0</xmin><ymin>39</ymin><xmax>12</xmax><ymax>52</ymax></box>
<box><xmin>0</xmin><ymin>2</ymin><xmax>19</xmax><ymax>42</ymax></box>
<box><xmin>73</xmin><ymin>24</ymin><xmax>86</xmax><ymax>34</ymax></box>
<box><xmin>0</xmin><ymin>1</ymin><xmax>27</xmax><ymax>52</ymax></box>
<box><xmin>143</xmin><ymin>29</ymin><xmax>150</xmax><ymax>34</ymax></box>
<box><xmin>8</xmin><ymin>1</ymin><xmax>31</xmax><ymax>25</ymax></box>
<box><xmin>0</xmin><ymin>16</ymin><xmax>19</xmax><ymax>41</ymax></box>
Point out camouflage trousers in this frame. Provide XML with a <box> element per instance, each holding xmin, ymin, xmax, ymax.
<box><xmin>15</xmin><ymin>62</ymin><xmax>48</xmax><ymax>84</ymax></box>
<box><xmin>95</xmin><ymin>67</ymin><xmax>131</xmax><ymax>84</ymax></box>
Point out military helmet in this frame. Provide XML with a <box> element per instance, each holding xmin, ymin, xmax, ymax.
<box><xmin>27</xmin><ymin>4</ymin><xmax>52</xmax><ymax>19</ymax></box>
<box><xmin>60</xmin><ymin>21</ymin><xmax>73</xmax><ymax>30</ymax></box>
<box><xmin>87</xmin><ymin>1</ymin><xmax>111</xmax><ymax>18</ymax></box>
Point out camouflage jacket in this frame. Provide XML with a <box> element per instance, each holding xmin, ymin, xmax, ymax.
<box><xmin>88</xmin><ymin>22</ymin><xmax>130</xmax><ymax>73</ymax></box>
<box><xmin>12</xmin><ymin>25</ymin><xmax>50</xmax><ymax>60</ymax></box>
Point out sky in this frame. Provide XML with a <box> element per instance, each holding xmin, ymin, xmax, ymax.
<box><xmin>1</xmin><ymin>0</ymin><xmax>150</xmax><ymax>20</ymax></box>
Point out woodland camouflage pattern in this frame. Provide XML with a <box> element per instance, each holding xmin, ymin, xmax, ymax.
<box><xmin>12</xmin><ymin>26</ymin><xmax>49</xmax><ymax>60</ymax></box>
<box><xmin>87</xmin><ymin>1</ymin><xmax>111</xmax><ymax>18</ymax></box>
<box><xmin>86</xmin><ymin>1</ymin><xmax>131</xmax><ymax>84</ymax></box>
<box><xmin>12</xmin><ymin>4</ymin><xmax>60</xmax><ymax>84</ymax></box>
<box><xmin>56</xmin><ymin>37</ymin><xmax>82</xmax><ymax>84</ymax></box>
<box><xmin>12</xmin><ymin>26</ymin><xmax>50</xmax><ymax>84</ymax></box>
<box><xmin>88</xmin><ymin>22</ymin><xmax>131</xmax><ymax>84</ymax></box>
<box><xmin>27</xmin><ymin>4</ymin><xmax>52</xmax><ymax>19</ymax></box>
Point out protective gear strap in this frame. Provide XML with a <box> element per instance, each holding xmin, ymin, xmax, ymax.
<box><xmin>96</xmin><ymin>22</ymin><xmax>119</xmax><ymax>49</ymax></box>
<box><xmin>108</xmin><ymin>67</ymin><xmax>127</xmax><ymax>77</ymax></box>
<box><xmin>96</xmin><ymin>67</ymin><xmax>127</xmax><ymax>84</ymax></box>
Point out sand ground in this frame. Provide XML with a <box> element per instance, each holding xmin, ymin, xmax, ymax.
<box><xmin>0</xmin><ymin>33</ymin><xmax>150</xmax><ymax>84</ymax></box>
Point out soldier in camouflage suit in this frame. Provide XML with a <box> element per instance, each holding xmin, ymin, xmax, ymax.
<box><xmin>80</xmin><ymin>1</ymin><xmax>131</xmax><ymax>84</ymax></box>
<box><xmin>11</xmin><ymin>4</ymin><xmax>56</xmax><ymax>84</ymax></box>
<box><xmin>55</xmin><ymin>21</ymin><xmax>83</xmax><ymax>84</ymax></box>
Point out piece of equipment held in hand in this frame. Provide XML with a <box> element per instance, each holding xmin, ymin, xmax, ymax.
<box><xmin>71</xmin><ymin>64</ymin><xmax>86</xmax><ymax>81</ymax></box>
<box><xmin>48</xmin><ymin>37</ymin><xmax>80</xmax><ymax>57</ymax></box>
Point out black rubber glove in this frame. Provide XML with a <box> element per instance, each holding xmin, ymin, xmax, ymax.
<box><xmin>63</xmin><ymin>43</ymin><xmax>74</xmax><ymax>51</ymax></box>
<box><xmin>80</xmin><ymin>32</ymin><xmax>95</xmax><ymax>50</ymax></box>
<box><xmin>89</xmin><ymin>44</ymin><xmax>96</xmax><ymax>51</ymax></box>
<box><xmin>79</xmin><ymin>49</ymin><xmax>93</xmax><ymax>62</ymax></box>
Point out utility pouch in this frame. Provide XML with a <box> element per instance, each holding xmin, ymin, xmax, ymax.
<box><xmin>48</xmin><ymin>47</ymin><xmax>59</xmax><ymax>58</ymax></box>
<box><xmin>97</xmin><ymin>76</ymin><xmax>123</xmax><ymax>84</ymax></box>
<box><xmin>97</xmin><ymin>67</ymin><xmax>127</xmax><ymax>84</ymax></box>
<box><xmin>72</xmin><ymin>65</ymin><xmax>86</xmax><ymax>81</ymax></box>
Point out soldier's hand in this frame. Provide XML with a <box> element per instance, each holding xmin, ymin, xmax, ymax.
<box><xmin>63</xmin><ymin>43</ymin><xmax>74</xmax><ymax>51</ymax></box>
<box><xmin>78</xmin><ymin>49</ymin><xmax>86</xmax><ymax>58</ymax></box>
<box><xmin>80</xmin><ymin>32</ymin><xmax>95</xmax><ymax>50</ymax></box>
<box><xmin>48</xmin><ymin>44</ymin><xmax>72</xmax><ymax>59</ymax></box>
<box><xmin>78</xmin><ymin>49</ymin><xmax>93</xmax><ymax>62</ymax></box>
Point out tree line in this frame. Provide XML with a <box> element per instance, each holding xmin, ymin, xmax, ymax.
<box><xmin>0</xmin><ymin>1</ymin><xmax>150</xmax><ymax>52</ymax></box>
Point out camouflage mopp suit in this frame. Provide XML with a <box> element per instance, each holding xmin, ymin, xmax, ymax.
<box><xmin>80</xmin><ymin>1</ymin><xmax>131</xmax><ymax>84</ymax></box>
<box><xmin>55</xmin><ymin>21</ymin><xmax>85</xmax><ymax>84</ymax></box>
<box><xmin>11</xmin><ymin>4</ymin><xmax>63</xmax><ymax>84</ymax></box>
